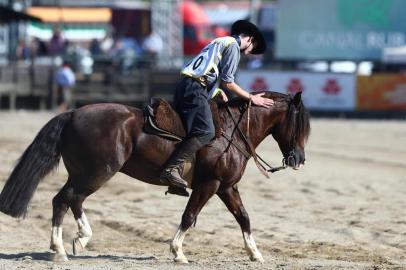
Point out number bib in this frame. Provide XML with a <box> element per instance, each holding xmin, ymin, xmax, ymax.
<box><xmin>182</xmin><ymin>37</ymin><xmax>237</xmax><ymax>97</ymax></box>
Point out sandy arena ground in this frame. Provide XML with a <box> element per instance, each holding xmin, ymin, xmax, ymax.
<box><xmin>0</xmin><ymin>110</ymin><xmax>405</xmax><ymax>270</ymax></box>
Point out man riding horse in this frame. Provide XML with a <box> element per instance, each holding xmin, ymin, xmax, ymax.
<box><xmin>0</xmin><ymin>20</ymin><xmax>310</xmax><ymax>264</ymax></box>
<box><xmin>160</xmin><ymin>20</ymin><xmax>275</xmax><ymax>196</ymax></box>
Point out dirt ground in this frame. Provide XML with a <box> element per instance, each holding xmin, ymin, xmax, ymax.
<box><xmin>0</xmin><ymin>110</ymin><xmax>405</xmax><ymax>270</ymax></box>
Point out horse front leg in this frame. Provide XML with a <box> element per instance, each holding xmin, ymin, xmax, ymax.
<box><xmin>170</xmin><ymin>226</ymin><xmax>188</xmax><ymax>263</ymax></box>
<box><xmin>217</xmin><ymin>186</ymin><xmax>264</xmax><ymax>262</ymax></box>
<box><xmin>171</xmin><ymin>180</ymin><xmax>220</xmax><ymax>263</ymax></box>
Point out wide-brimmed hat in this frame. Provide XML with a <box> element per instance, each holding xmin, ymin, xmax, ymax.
<box><xmin>231</xmin><ymin>20</ymin><xmax>266</xmax><ymax>54</ymax></box>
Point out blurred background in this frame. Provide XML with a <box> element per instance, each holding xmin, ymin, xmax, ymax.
<box><xmin>0</xmin><ymin>0</ymin><xmax>405</xmax><ymax>118</ymax></box>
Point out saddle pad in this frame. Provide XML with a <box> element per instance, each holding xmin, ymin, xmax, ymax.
<box><xmin>154</xmin><ymin>99</ymin><xmax>186</xmax><ymax>138</ymax></box>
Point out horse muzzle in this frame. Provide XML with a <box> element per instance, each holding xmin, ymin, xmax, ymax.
<box><xmin>284</xmin><ymin>150</ymin><xmax>305</xmax><ymax>170</ymax></box>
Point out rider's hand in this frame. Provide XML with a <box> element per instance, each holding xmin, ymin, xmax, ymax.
<box><xmin>220</xmin><ymin>91</ymin><xmax>228</xmax><ymax>102</ymax></box>
<box><xmin>250</xmin><ymin>93</ymin><xmax>274</xmax><ymax>108</ymax></box>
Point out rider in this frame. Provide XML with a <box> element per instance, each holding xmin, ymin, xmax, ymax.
<box><xmin>160</xmin><ymin>20</ymin><xmax>274</xmax><ymax>196</ymax></box>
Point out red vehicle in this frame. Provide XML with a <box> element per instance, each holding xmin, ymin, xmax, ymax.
<box><xmin>181</xmin><ymin>0</ymin><xmax>215</xmax><ymax>56</ymax></box>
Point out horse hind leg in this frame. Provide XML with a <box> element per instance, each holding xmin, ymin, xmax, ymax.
<box><xmin>67</xmin><ymin>147</ymin><xmax>129</xmax><ymax>255</ymax></box>
<box><xmin>49</xmin><ymin>178</ymin><xmax>94</xmax><ymax>260</ymax></box>
<box><xmin>50</xmin><ymin>182</ymin><xmax>72</xmax><ymax>261</ymax></box>
<box><xmin>67</xmin><ymin>172</ymin><xmax>118</xmax><ymax>256</ymax></box>
<box><xmin>70</xmin><ymin>193</ymin><xmax>93</xmax><ymax>255</ymax></box>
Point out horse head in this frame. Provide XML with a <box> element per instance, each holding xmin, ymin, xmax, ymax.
<box><xmin>269</xmin><ymin>92</ymin><xmax>310</xmax><ymax>170</ymax></box>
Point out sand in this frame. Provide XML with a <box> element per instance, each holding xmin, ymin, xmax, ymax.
<box><xmin>0</xmin><ymin>110</ymin><xmax>405</xmax><ymax>270</ymax></box>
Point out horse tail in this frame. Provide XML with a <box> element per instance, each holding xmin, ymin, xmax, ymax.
<box><xmin>0</xmin><ymin>111</ymin><xmax>73</xmax><ymax>218</ymax></box>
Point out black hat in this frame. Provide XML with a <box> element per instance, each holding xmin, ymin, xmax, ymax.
<box><xmin>231</xmin><ymin>20</ymin><xmax>266</xmax><ymax>54</ymax></box>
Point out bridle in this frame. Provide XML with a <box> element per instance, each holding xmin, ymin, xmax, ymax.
<box><xmin>222</xmin><ymin>100</ymin><xmax>294</xmax><ymax>178</ymax></box>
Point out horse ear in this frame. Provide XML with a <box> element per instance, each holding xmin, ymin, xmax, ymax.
<box><xmin>293</xmin><ymin>92</ymin><xmax>302</xmax><ymax>108</ymax></box>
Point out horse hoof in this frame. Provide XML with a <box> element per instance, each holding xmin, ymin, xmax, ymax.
<box><xmin>170</xmin><ymin>244</ymin><xmax>189</xmax><ymax>264</ymax></box>
<box><xmin>250</xmin><ymin>254</ymin><xmax>264</xmax><ymax>263</ymax></box>
<box><xmin>50</xmin><ymin>252</ymin><xmax>68</xmax><ymax>262</ymax></box>
<box><xmin>72</xmin><ymin>238</ymin><xmax>87</xmax><ymax>255</ymax></box>
<box><xmin>73</xmin><ymin>239</ymin><xmax>79</xmax><ymax>255</ymax></box>
<box><xmin>174</xmin><ymin>256</ymin><xmax>189</xmax><ymax>264</ymax></box>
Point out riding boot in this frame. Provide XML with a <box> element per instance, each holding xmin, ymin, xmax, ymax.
<box><xmin>160</xmin><ymin>136</ymin><xmax>203</xmax><ymax>196</ymax></box>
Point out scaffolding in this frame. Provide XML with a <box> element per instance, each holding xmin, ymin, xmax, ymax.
<box><xmin>151</xmin><ymin>0</ymin><xmax>183</xmax><ymax>69</ymax></box>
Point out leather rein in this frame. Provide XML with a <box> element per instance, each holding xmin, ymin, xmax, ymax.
<box><xmin>222</xmin><ymin>100</ymin><xmax>289</xmax><ymax>178</ymax></box>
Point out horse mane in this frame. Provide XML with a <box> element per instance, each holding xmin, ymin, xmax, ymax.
<box><xmin>282</xmin><ymin>93</ymin><xmax>311</xmax><ymax>145</ymax></box>
<box><xmin>219</xmin><ymin>91</ymin><xmax>311</xmax><ymax>144</ymax></box>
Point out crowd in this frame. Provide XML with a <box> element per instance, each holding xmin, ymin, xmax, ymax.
<box><xmin>13</xmin><ymin>27</ymin><xmax>165</xmax><ymax>112</ymax></box>
<box><xmin>15</xmin><ymin>27</ymin><xmax>164</xmax><ymax>74</ymax></box>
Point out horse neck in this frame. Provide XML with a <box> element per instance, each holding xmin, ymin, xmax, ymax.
<box><xmin>227</xmin><ymin>105</ymin><xmax>276</xmax><ymax>148</ymax></box>
<box><xmin>248</xmin><ymin>106</ymin><xmax>277</xmax><ymax>147</ymax></box>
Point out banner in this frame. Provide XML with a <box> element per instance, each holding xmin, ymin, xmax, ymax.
<box><xmin>277</xmin><ymin>0</ymin><xmax>406</xmax><ymax>60</ymax></box>
<box><xmin>237</xmin><ymin>71</ymin><xmax>356</xmax><ymax>111</ymax></box>
<box><xmin>357</xmin><ymin>74</ymin><xmax>406</xmax><ymax>110</ymax></box>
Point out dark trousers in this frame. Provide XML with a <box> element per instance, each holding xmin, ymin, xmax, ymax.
<box><xmin>57</xmin><ymin>85</ymin><xmax>70</xmax><ymax>105</ymax></box>
<box><xmin>173</xmin><ymin>76</ymin><xmax>215</xmax><ymax>145</ymax></box>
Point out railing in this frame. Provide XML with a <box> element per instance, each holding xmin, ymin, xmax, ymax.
<box><xmin>71</xmin><ymin>69</ymin><xmax>150</xmax><ymax>107</ymax></box>
<box><xmin>0</xmin><ymin>62</ymin><xmax>180</xmax><ymax>110</ymax></box>
<box><xmin>0</xmin><ymin>62</ymin><xmax>50</xmax><ymax>110</ymax></box>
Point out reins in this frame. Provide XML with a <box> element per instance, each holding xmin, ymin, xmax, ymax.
<box><xmin>222</xmin><ymin>100</ymin><xmax>287</xmax><ymax>178</ymax></box>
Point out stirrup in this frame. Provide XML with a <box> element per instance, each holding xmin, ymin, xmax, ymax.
<box><xmin>160</xmin><ymin>170</ymin><xmax>188</xmax><ymax>189</ymax></box>
<box><xmin>165</xmin><ymin>186</ymin><xmax>189</xmax><ymax>197</ymax></box>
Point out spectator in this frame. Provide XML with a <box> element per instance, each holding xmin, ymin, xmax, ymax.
<box><xmin>55</xmin><ymin>61</ymin><xmax>75</xmax><ymax>112</ymax></box>
<box><xmin>89</xmin><ymin>38</ymin><xmax>101</xmax><ymax>56</ymax></box>
<box><xmin>141</xmin><ymin>31</ymin><xmax>163</xmax><ymax>66</ymax></box>
<box><xmin>100</xmin><ymin>34</ymin><xmax>114</xmax><ymax>54</ymax></box>
<box><xmin>49</xmin><ymin>27</ymin><xmax>65</xmax><ymax>56</ymax></box>
<box><xmin>30</xmin><ymin>37</ymin><xmax>48</xmax><ymax>57</ymax></box>
<box><xmin>110</xmin><ymin>39</ymin><xmax>137</xmax><ymax>74</ymax></box>
<box><xmin>15</xmin><ymin>39</ymin><xmax>30</xmax><ymax>61</ymax></box>
<box><xmin>65</xmin><ymin>43</ymin><xmax>94</xmax><ymax>75</ymax></box>
<box><xmin>142</xmin><ymin>31</ymin><xmax>163</xmax><ymax>56</ymax></box>
<box><xmin>109</xmin><ymin>39</ymin><xmax>123</xmax><ymax>58</ymax></box>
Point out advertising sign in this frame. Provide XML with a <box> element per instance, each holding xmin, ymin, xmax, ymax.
<box><xmin>277</xmin><ymin>0</ymin><xmax>406</xmax><ymax>60</ymax></box>
<box><xmin>357</xmin><ymin>74</ymin><xmax>406</xmax><ymax>110</ymax></box>
<box><xmin>237</xmin><ymin>71</ymin><xmax>356</xmax><ymax>111</ymax></box>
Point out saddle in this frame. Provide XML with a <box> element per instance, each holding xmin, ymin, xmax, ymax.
<box><xmin>143</xmin><ymin>97</ymin><xmax>222</xmax><ymax>141</ymax></box>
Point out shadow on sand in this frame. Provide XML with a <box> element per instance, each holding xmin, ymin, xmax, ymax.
<box><xmin>0</xmin><ymin>252</ymin><xmax>157</xmax><ymax>262</ymax></box>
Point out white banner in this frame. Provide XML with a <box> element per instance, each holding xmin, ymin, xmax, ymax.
<box><xmin>237</xmin><ymin>70</ymin><xmax>356</xmax><ymax>111</ymax></box>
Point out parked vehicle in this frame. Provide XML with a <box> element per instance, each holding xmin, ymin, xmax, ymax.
<box><xmin>181</xmin><ymin>0</ymin><xmax>215</xmax><ymax>56</ymax></box>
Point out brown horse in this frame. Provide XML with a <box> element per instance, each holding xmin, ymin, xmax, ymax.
<box><xmin>0</xmin><ymin>91</ymin><xmax>310</xmax><ymax>263</ymax></box>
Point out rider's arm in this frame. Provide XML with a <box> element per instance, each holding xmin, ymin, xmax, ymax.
<box><xmin>218</xmin><ymin>43</ymin><xmax>250</xmax><ymax>100</ymax></box>
<box><xmin>221</xmin><ymin>81</ymin><xmax>274</xmax><ymax>107</ymax></box>
<box><xmin>221</xmin><ymin>81</ymin><xmax>250</xmax><ymax>100</ymax></box>
<box><xmin>219</xmin><ymin>41</ymin><xmax>274</xmax><ymax>107</ymax></box>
